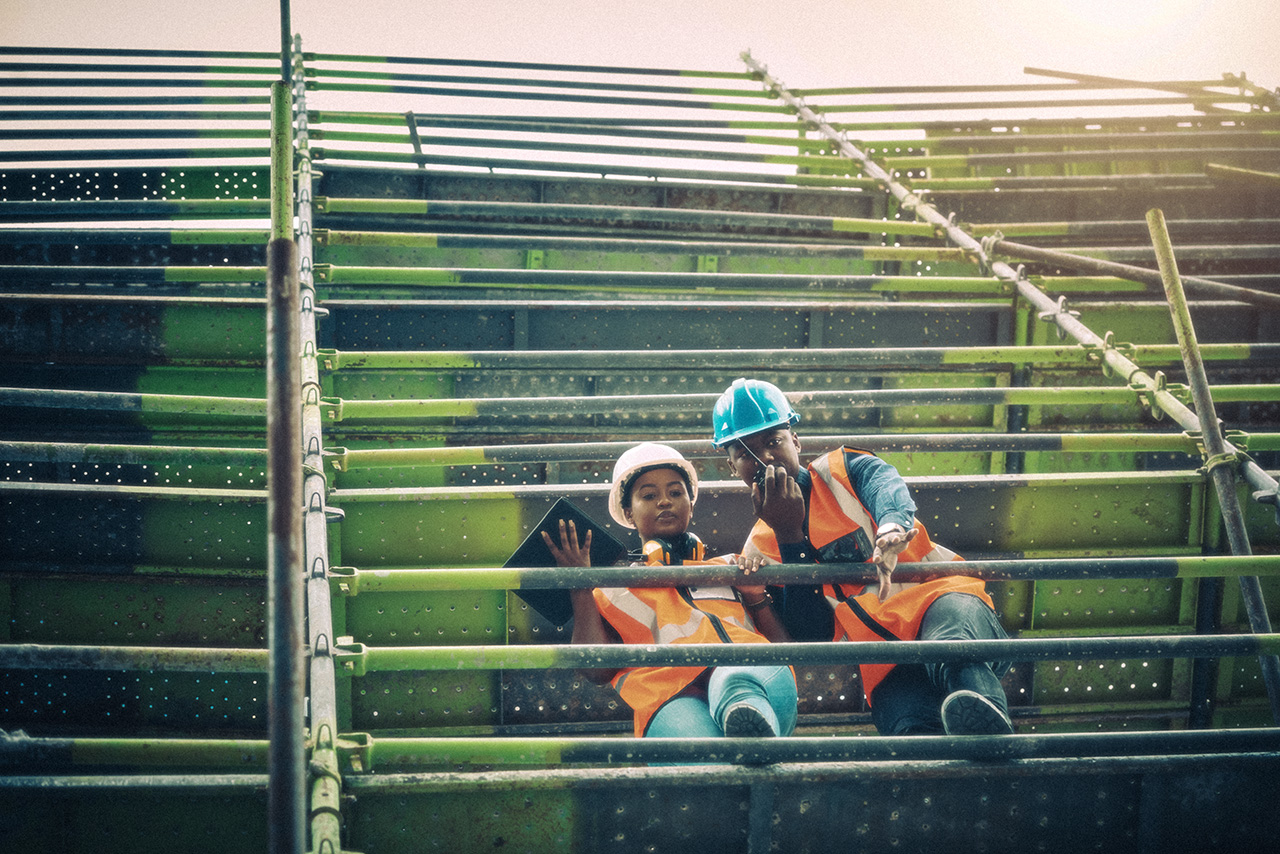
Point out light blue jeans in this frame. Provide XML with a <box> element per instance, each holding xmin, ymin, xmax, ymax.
<box><xmin>646</xmin><ymin>665</ymin><xmax>797</xmax><ymax>738</ymax></box>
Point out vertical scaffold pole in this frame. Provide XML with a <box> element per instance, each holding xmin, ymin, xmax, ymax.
<box><xmin>290</xmin><ymin>33</ymin><xmax>346</xmax><ymax>854</ymax></box>
<box><xmin>268</xmin><ymin>77</ymin><xmax>305</xmax><ymax>854</ymax></box>
<box><xmin>1147</xmin><ymin>209</ymin><xmax>1280</xmax><ymax>724</ymax></box>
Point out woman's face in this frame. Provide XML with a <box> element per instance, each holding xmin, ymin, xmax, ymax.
<box><xmin>624</xmin><ymin>467</ymin><xmax>693</xmax><ymax>541</ymax></box>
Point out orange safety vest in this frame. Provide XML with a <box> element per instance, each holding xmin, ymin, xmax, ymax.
<box><xmin>593</xmin><ymin>552</ymin><xmax>772</xmax><ymax>736</ymax></box>
<box><xmin>745</xmin><ymin>447</ymin><xmax>991</xmax><ymax>703</ymax></box>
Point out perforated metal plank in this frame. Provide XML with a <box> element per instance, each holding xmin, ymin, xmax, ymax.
<box><xmin>0</xmin><ymin>296</ymin><xmax>267</xmax><ymax>365</ymax></box>
<box><xmin>0</xmin><ymin>786</ymin><xmax>269</xmax><ymax>854</ymax></box>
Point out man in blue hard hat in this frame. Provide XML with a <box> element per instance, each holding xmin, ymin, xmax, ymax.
<box><xmin>711</xmin><ymin>377</ymin><xmax>1014</xmax><ymax>736</ymax></box>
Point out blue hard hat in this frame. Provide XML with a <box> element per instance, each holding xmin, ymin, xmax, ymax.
<box><xmin>710</xmin><ymin>378</ymin><xmax>800</xmax><ymax>448</ymax></box>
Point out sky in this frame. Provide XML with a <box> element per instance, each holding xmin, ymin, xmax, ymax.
<box><xmin>4</xmin><ymin>0</ymin><xmax>1279</xmax><ymax>92</ymax></box>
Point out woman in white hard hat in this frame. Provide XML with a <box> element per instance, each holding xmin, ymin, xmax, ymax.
<box><xmin>543</xmin><ymin>442</ymin><xmax>797</xmax><ymax>740</ymax></box>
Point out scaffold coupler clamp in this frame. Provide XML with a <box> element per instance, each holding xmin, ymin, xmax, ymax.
<box><xmin>1037</xmin><ymin>294</ymin><xmax>1080</xmax><ymax>341</ymax></box>
<box><xmin>1081</xmin><ymin>331</ymin><xmax>1134</xmax><ymax>378</ymax></box>
<box><xmin>977</xmin><ymin>230</ymin><xmax>1003</xmax><ymax>276</ymax></box>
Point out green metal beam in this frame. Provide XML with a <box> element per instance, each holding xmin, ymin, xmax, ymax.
<box><xmin>329</xmin><ymin>555</ymin><xmax>1280</xmax><ymax>596</ymax></box>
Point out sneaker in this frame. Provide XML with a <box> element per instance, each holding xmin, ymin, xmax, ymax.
<box><xmin>941</xmin><ymin>690</ymin><xmax>1014</xmax><ymax>735</ymax></box>
<box><xmin>722</xmin><ymin>702</ymin><xmax>777</xmax><ymax>737</ymax></box>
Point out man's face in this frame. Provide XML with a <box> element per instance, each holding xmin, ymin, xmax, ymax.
<box><xmin>725</xmin><ymin>428</ymin><xmax>802</xmax><ymax>486</ymax></box>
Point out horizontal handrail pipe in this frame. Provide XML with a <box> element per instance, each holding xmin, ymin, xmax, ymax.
<box><xmin>0</xmin><ymin>199</ymin><xmax>272</xmax><ymax>219</ymax></box>
<box><xmin>0</xmin><ymin>108</ymin><xmax>270</xmax><ymax>123</ymax></box>
<box><xmin>0</xmin><ymin>265</ymin><xmax>268</xmax><ymax>284</ymax></box>
<box><xmin>357</xmin><ymin>728</ymin><xmax>1280</xmax><ymax>768</ymax></box>
<box><xmin>0</xmin><ymin>440</ymin><xmax>267</xmax><ymax>468</ymax></box>
<box><xmin>315</xmin><ymin>343</ymin><xmax>1280</xmax><ymax>373</ymax></box>
<box><xmin>306</xmin><ymin>52</ymin><xmax>756</xmax><ymax>80</ymax></box>
<box><xmin>305</xmin><ymin>80</ymin><xmax>792</xmax><ymax>113</ymax></box>
<box><xmin>310</xmin><ymin>265</ymin><xmax>1010</xmax><ymax>295</ymax></box>
<box><xmin>315</xmin><ymin>384</ymin><xmax>1280</xmax><ymax>423</ymax></box>
<box><xmin>0</xmin><ymin>76</ymin><xmax>273</xmax><ymax>91</ymax></box>
<box><xmin>315</xmin><ymin>230</ymin><xmax>975</xmax><ymax>262</ymax></box>
<box><xmin>0</xmin><ymin>734</ymin><xmax>270</xmax><ymax>769</ymax></box>
<box><xmin>326</xmin><ymin>555</ymin><xmax>1280</xmax><ymax>597</ymax></box>
<box><xmin>0</xmin><ymin>94</ymin><xmax>273</xmax><ymax>107</ymax></box>
<box><xmin>1</xmin><ymin>643</ymin><xmax>268</xmax><ymax>672</ymax></box>
<box><xmin>0</xmin><ymin>774</ymin><xmax>269</xmax><ymax>791</ymax></box>
<box><xmin>0</xmin><ymin>147</ymin><xmax>272</xmax><ymax>164</ymax></box>
<box><xmin>307</xmin><ymin>68</ymin><xmax>769</xmax><ymax>99</ymax></box>
<box><xmin>324</xmin><ymin>431</ymin><xmax>1280</xmax><ymax>472</ymax></box>
<box><xmin>346</xmin><ymin>752</ymin><xmax>1280</xmax><ymax>791</ymax></box>
<box><xmin>804</xmin><ymin>94</ymin><xmax>1259</xmax><ymax>114</ymax></box>
<box><xmin>880</xmin><ymin>147</ymin><xmax>1280</xmax><ymax>170</ymax></box>
<box><xmin>0</xmin><ymin>228</ymin><xmax>270</xmax><ymax>246</ymax></box>
<box><xmin>311</xmin><ymin>148</ymin><xmax>880</xmax><ymax>190</ymax></box>
<box><xmin>332</xmin><ymin>634</ymin><xmax>1280</xmax><ymax>676</ymax></box>
<box><xmin>311</xmin><ymin>128</ymin><xmax>836</xmax><ymax>170</ymax></box>
<box><xmin>321</xmin><ymin>112</ymin><xmax>843</xmax><ymax>152</ymax></box>
<box><xmin>0</xmin><ymin>46</ymin><xmax>279</xmax><ymax>61</ymax></box>
<box><xmin>308</xmin><ymin>197</ymin><xmax>934</xmax><ymax>237</ymax></box>
<box><xmin>0</xmin><ymin>387</ymin><xmax>266</xmax><ymax>418</ymax></box>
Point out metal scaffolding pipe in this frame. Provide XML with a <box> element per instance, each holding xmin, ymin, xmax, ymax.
<box><xmin>0</xmin><ymin>734</ymin><xmax>271</xmax><ymax>769</ymax></box>
<box><xmin>291</xmin><ymin>37</ymin><xmax>344</xmax><ymax>854</ymax></box>
<box><xmin>316</xmin><ymin>343</ymin><xmax>1279</xmax><ymax>372</ymax></box>
<box><xmin>738</xmin><ymin>51</ymin><xmax>1280</xmax><ymax>516</ymax></box>
<box><xmin>334</xmin><ymin>635</ymin><xmax>1280</xmax><ymax>676</ymax></box>
<box><xmin>326</xmin><ymin>555</ymin><xmax>1280</xmax><ymax>597</ymax></box>
<box><xmin>0</xmin><ymin>387</ymin><xmax>266</xmax><ymax>418</ymax></box>
<box><xmin>311</xmin><ymin>265</ymin><xmax>1007</xmax><ymax>294</ymax></box>
<box><xmin>1147</xmin><ymin>208</ymin><xmax>1280</xmax><ymax>724</ymax></box>
<box><xmin>316</xmin><ymin>230</ymin><xmax>972</xmax><ymax>262</ymax></box>
<box><xmin>323</xmin><ymin>431</ymin><xmax>1280</xmax><ymax>472</ymax></box>
<box><xmin>267</xmin><ymin>78</ymin><xmax>304</xmax><ymax>854</ymax></box>
<box><xmin>361</xmin><ymin>729</ymin><xmax>1280</xmax><ymax>769</ymax></box>
<box><xmin>317</xmin><ymin>384</ymin><xmax>1280</xmax><ymax>424</ymax></box>
<box><xmin>2</xmin><ymin>643</ymin><xmax>268</xmax><ymax>672</ymax></box>
<box><xmin>0</xmin><ymin>199</ymin><xmax>271</xmax><ymax>219</ymax></box>
<box><xmin>312</xmin><ymin>196</ymin><xmax>940</xmax><ymax>236</ymax></box>
<box><xmin>992</xmin><ymin>236</ymin><xmax>1280</xmax><ymax>309</ymax></box>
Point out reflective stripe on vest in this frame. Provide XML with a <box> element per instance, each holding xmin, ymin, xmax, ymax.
<box><xmin>592</xmin><ymin>553</ymin><xmax>768</xmax><ymax>736</ymax></box>
<box><xmin>810</xmin><ymin>448</ymin><xmax>942</xmax><ymax>564</ymax></box>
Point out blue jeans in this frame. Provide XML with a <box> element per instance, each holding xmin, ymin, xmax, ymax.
<box><xmin>646</xmin><ymin>665</ymin><xmax>797</xmax><ymax>738</ymax></box>
<box><xmin>870</xmin><ymin>592</ymin><xmax>1011</xmax><ymax>736</ymax></box>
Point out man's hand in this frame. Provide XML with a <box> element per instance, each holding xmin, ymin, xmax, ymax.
<box><xmin>752</xmin><ymin>465</ymin><xmax>805</xmax><ymax>544</ymax></box>
<box><xmin>871</xmin><ymin>526</ymin><xmax>917</xmax><ymax>601</ymax></box>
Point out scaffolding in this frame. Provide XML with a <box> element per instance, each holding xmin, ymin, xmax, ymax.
<box><xmin>1</xmin><ymin>30</ymin><xmax>1278</xmax><ymax>854</ymax></box>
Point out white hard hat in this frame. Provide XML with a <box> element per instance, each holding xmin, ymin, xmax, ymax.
<box><xmin>608</xmin><ymin>443</ymin><xmax>699</xmax><ymax>528</ymax></box>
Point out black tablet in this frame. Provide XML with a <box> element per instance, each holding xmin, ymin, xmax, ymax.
<box><xmin>504</xmin><ymin>497</ymin><xmax>630</xmax><ymax>626</ymax></box>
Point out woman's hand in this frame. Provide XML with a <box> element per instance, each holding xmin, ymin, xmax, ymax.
<box><xmin>541</xmin><ymin>518</ymin><xmax>592</xmax><ymax>568</ymax></box>
<box><xmin>871</xmin><ymin>526</ymin><xmax>917</xmax><ymax>601</ymax></box>
<box><xmin>734</xmin><ymin>553</ymin><xmax>768</xmax><ymax>600</ymax></box>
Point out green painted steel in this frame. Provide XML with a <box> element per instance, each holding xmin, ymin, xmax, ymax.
<box><xmin>360</xmin><ymin>728</ymin><xmax>1280</xmax><ymax>768</ymax></box>
<box><xmin>333</xmin><ymin>635</ymin><xmax>1280</xmax><ymax>675</ymax></box>
<box><xmin>4</xmin><ymin>34</ymin><xmax>1280</xmax><ymax>853</ymax></box>
<box><xmin>316</xmin><ymin>343</ymin><xmax>1276</xmax><ymax>371</ymax></box>
<box><xmin>4</xmin><ymin>643</ymin><xmax>268</xmax><ymax>671</ymax></box>
<box><xmin>309</xmin><ymin>384</ymin><xmax>1280</xmax><ymax>424</ymax></box>
<box><xmin>327</xmin><ymin>556</ymin><xmax>1280</xmax><ymax>596</ymax></box>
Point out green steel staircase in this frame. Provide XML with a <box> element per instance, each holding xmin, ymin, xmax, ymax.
<box><xmin>2</xmin><ymin>37</ymin><xmax>1279</xmax><ymax>854</ymax></box>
